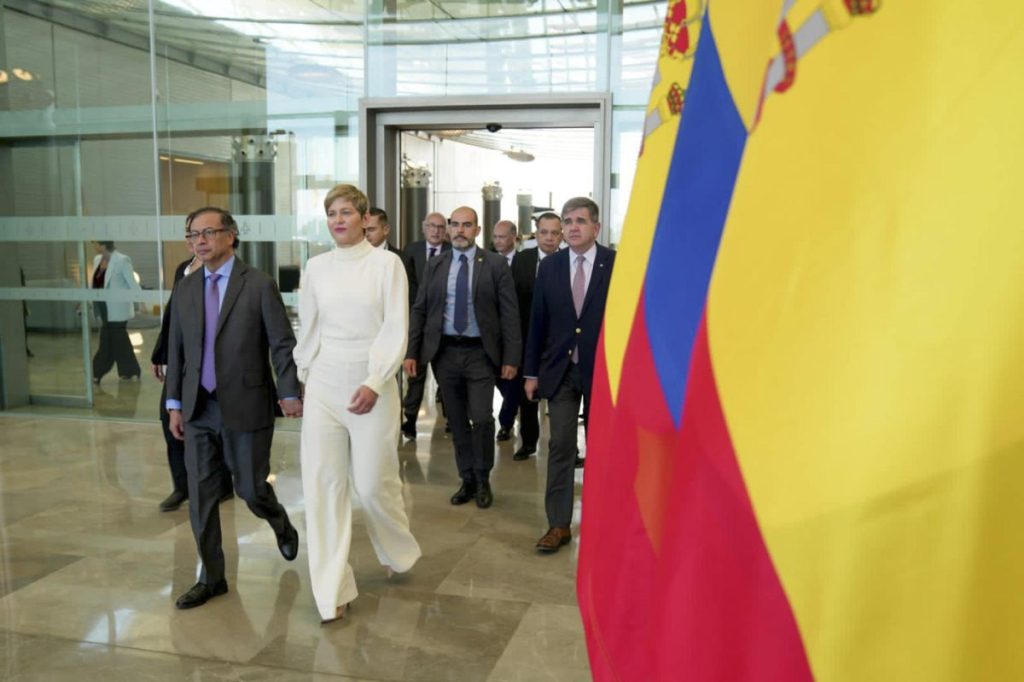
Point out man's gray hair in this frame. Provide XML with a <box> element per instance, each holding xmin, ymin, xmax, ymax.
<box><xmin>561</xmin><ymin>197</ymin><xmax>599</xmax><ymax>222</ymax></box>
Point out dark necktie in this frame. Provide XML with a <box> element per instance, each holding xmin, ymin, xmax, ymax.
<box><xmin>428</xmin><ymin>246</ymin><xmax>437</xmax><ymax>259</ymax></box>
<box><xmin>201</xmin><ymin>273</ymin><xmax>221</xmax><ymax>392</ymax></box>
<box><xmin>453</xmin><ymin>254</ymin><xmax>469</xmax><ymax>334</ymax></box>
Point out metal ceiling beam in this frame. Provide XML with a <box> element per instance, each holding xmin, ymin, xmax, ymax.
<box><xmin>3</xmin><ymin>0</ymin><xmax>267</xmax><ymax>88</ymax></box>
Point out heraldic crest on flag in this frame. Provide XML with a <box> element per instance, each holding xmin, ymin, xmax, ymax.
<box><xmin>579</xmin><ymin>0</ymin><xmax>1024</xmax><ymax>679</ymax></box>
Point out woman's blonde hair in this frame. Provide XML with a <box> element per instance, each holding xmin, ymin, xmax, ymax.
<box><xmin>323</xmin><ymin>183</ymin><xmax>369</xmax><ymax>215</ymax></box>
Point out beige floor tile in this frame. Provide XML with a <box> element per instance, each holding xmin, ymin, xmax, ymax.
<box><xmin>0</xmin><ymin>409</ymin><xmax>589</xmax><ymax>680</ymax></box>
<box><xmin>487</xmin><ymin>604</ymin><xmax>591</xmax><ymax>682</ymax></box>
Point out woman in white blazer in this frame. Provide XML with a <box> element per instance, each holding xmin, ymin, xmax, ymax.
<box><xmin>91</xmin><ymin>240</ymin><xmax>141</xmax><ymax>382</ymax></box>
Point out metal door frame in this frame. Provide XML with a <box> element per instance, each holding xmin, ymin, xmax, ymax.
<box><xmin>359</xmin><ymin>93</ymin><xmax>612</xmax><ymax>247</ymax></box>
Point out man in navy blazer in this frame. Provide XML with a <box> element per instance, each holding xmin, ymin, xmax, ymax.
<box><xmin>524</xmin><ymin>197</ymin><xmax>615</xmax><ymax>553</ymax></box>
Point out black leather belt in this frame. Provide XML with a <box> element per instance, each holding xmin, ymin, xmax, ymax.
<box><xmin>442</xmin><ymin>335</ymin><xmax>483</xmax><ymax>347</ymax></box>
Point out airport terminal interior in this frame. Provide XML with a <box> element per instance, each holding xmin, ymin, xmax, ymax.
<box><xmin>0</xmin><ymin>0</ymin><xmax>666</xmax><ymax>678</ymax></box>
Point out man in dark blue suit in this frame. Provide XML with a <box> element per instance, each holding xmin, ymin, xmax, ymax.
<box><xmin>524</xmin><ymin>197</ymin><xmax>615</xmax><ymax>553</ymax></box>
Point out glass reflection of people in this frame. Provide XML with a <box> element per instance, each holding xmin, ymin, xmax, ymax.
<box><xmin>20</xmin><ymin>267</ymin><xmax>33</xmax><ymax>357</ymax></box>
<box><xmin>150</xmin><ymin>225</ymin><xmax>233</xmax><ymax>512</ymax></box>
<box><xmin>91</xmin><ymin>240</ymin><xmax>141</xmax><ymax>383</ymax></box>
<box><xmin>294</xmin><ymin>184</ymin><xmax>421</xmax><ymax>623</ymax></box>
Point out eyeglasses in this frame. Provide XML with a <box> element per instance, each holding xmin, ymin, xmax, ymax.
<box><xmin>186</xmin><ymin>227</ymin><xmax>230</xmax><ymax>241</ymax></box>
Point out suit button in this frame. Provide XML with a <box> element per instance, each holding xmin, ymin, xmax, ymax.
<box><xmin>568</xmin><ymin>350</ymin><xmax>573</xmax><ymax>356</ymax></box>
<box><xmin>575</xmin><ymin>327</ymin><xmax>581</xmax><ymax>334</ymax></box>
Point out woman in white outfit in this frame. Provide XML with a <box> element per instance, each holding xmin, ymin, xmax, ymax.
<box><xmin>294</xmin><ymin>183</ymin><xmax>421</xmax><ymax>623</ymax></box>
<box><xmin>91</xmin><ymin>240</ymin><xmax>142</xmax><ymax>382</ymax></box>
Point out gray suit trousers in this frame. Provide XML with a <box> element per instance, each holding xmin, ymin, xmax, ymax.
<box><xmin>184</xmin><ymin>394</ymin><xmax>289</xmax><ymax>585</ymax></box>
<box><xmin>545</xmin><ymin>364</ymin><xmax>584</xmax><ymax>528</ymax></box>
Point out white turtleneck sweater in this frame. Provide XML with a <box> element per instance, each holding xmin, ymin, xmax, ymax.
<box><xmin>293</xmin><ymin>238</ymin><xmax>409</xmax><ymax>395</ymax></box>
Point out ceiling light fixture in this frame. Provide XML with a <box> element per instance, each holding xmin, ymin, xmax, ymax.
<box><xmin>0</xmin><ymin>70</ymin><xmax>7</xmax><ymax>85</ymax></box>
<box><xmin>504</xmin><ymin>148</ymin><xmax>535</xmax><ymax>162</ymax></box>
<box><xmin>12</xmin><ymin>68</ymin><xmax>34</xmax><ymax>81</ymax></box>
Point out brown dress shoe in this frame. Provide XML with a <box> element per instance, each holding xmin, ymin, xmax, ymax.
<box><xmin>535</xmin><ymin>527</ymin><xmax>572</xmax><ymax>553</ymax></box>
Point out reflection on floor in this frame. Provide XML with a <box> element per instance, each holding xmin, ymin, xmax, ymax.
<box><xmin>25</xmin><ymin>321</ymin><xmax>161</xmax><ymax>417</ymax></box>
<box><xmin>0</xmin><ymin>408</ymin><xmax>590</xmax><ymax>681</ymax></box>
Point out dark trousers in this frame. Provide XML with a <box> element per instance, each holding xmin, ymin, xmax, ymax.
<box><xmin>434</xmin><ymin>340</ymin><xmax>497</xmax><ymax>484</ymax></box>
<box><xmin>93</xmin><ymin>319</ymin><xmax>140</xmax><ymax>380</ymax></box>
<box><xmin>159</xmin><ymin>382</ymin><xmax>188</xmax><ymax>493</ymax></box>
<box><xmin>160</xmin><ymin>382</ymin><xmax>232</xmax><ymax>495</ymax></box>
<box><xmin>402</xmin><ymin>368</ymin><xmax>427</xmax><ymax>429</ymax></box>
<box><xmin>518</xmin><ymin>378</ymin><xmax>540</xmax><ymax>450</ymax></box>
<box><xmin>545</xmin><ymin>364</ymin><xmax>585</xmax><ymax>528</ymax></box>
<box><xmin>496</xmin><ymin>376</ymin><xmax>521</xmax><ymax>430</ymax></box>
<box><xmin>184</xmin><ymin>394</ymin><xmax>290</xmax><ymax>585</ymax></box>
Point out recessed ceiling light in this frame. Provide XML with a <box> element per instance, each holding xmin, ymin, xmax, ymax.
<box><xmin>12</xmin><ymin>68</ymin><xmax>34</xmax><ymax>81</ymax></box>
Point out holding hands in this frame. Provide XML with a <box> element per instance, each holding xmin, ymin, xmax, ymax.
<box><xmin>279</xmin><ymin>397</ymin><xmax>303</xmax><ymax>418</ymax></box>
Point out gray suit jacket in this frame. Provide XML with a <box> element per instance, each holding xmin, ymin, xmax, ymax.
<box><xmin>407</xmin><ymin>248</ymin><xmax>521</xmax><ymax>370</ymax></box>
<box><xmin>166</xmin><ymin>258</ymin><xmax>300</xmax><ymax>432</ymax></box>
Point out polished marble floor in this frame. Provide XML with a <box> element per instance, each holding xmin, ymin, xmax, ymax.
<box><xmin>0</xmin><ymin>406</ymin><xmax>590</xmax><ymax>680</ymax></box>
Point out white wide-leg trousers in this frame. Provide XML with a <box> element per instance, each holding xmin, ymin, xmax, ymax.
<box><xmin>301</xmin><ymin>358</ymin><xmax>421</xmax><ymax>620</ymax></box>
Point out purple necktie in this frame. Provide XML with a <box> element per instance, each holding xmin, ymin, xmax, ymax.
<box><xmin>201</xmin><ymin>273</ymin><xmax>221</xmax><ymax>393</ymax></box>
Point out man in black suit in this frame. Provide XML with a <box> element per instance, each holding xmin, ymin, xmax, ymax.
<box><xmin>366</xmin><ymin>207</ymin><xmax>401</xmax><ymax>255</ymax></box>
<box><xmin>492</xmin><ymin>219</ymin><xmax>520</xmax><ymax>442</ymax></box>
<box><xmin>166</xmin><ymin>206</ymin><xmax>303</xmax><ymax>609</ymax></box>
<box><xmin>404</xmin><ymin>206</ymin><xmax>521</xmax><ymax>508</ymax></box>
<box><xmin>400</xmin><ymin>212</ymin><xmax>451</xmax><ymax>440</ymax></box>
<box><xmin>509</xmin><ymin>212</ymin><xmax>563</xmax><ymax>461</ymax></box>
<box><xmin>524</xmin><ymin>197</ymin><xmax>615</xmax><ymax>553</ymax></box>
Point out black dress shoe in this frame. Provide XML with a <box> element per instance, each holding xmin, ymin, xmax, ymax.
<box><xmin>450</xmin><ymin>482</ymin><xmax>477</xmax><ymax>505</ymax></box>
<box><xmin>496</xmin><ymin>427</ymin><xmax>512</xmax><ymax>442</ymax></box>
<box><xmin>401</xmin><ymin>424</ymin><xmax>417</xmax><ymax>441</ymax></box>
<box><xmin>159</xmin><ymin>489</ymin><xmax>187</xmax><ymax>512</ymax></box>
<box><xmin>276</xmin><ymin>522</ymin><xmax>299</xmax><ymax>561</ymax></box>
<box><xmin>513</xmin><ymin>446</ymin><xmax>536</xmax><ymax>461</ymax></box>
<box><xmin>475</xmin><ymin>481</ymin><xmax>493</xmax><ymax>509</ymax></box>
<box><xmin>175</xmin><ymin>580</ymin><xmax>228</xmax><ymax>609</ymax></box>
<box><xmin>575</xmin><ymin>456</ymin><xmax>585</xmax><ymax>468</ymax></box>
<box><xmin>219</xmin><ymin>488</ymin><xmax>235</xmax><ymax>504</ymax></box>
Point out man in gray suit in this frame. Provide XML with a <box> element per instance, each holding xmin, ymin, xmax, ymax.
<box><xmin>166</xmin><ymin>206</ymin><xmax>303</xmax><ymax>609</ymax></box>
<box><xmin>404</xmin><ymin>206</ymin><xmax>520</xmax><ymax>508</ymax></box>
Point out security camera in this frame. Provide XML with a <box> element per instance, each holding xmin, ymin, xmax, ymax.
<box><xmin>486</xmin><ymin>123</ymin><xmax>502</xmax><ymax>133</ymax></box>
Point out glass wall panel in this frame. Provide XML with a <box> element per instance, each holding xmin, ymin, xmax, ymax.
<box><xmin>0</xmin><ymin>1</ymin><xmax>159</xmax><ymax>412</ymax></box>
<box><xmin>1</xmin><ymin>0</ymin><xmax>670</xmax><ymax>416</ymax></box>
<box><xmin>368</xmin><ymin>0</ymin><xmax>601</xmax><ymax>97</ymax></box>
